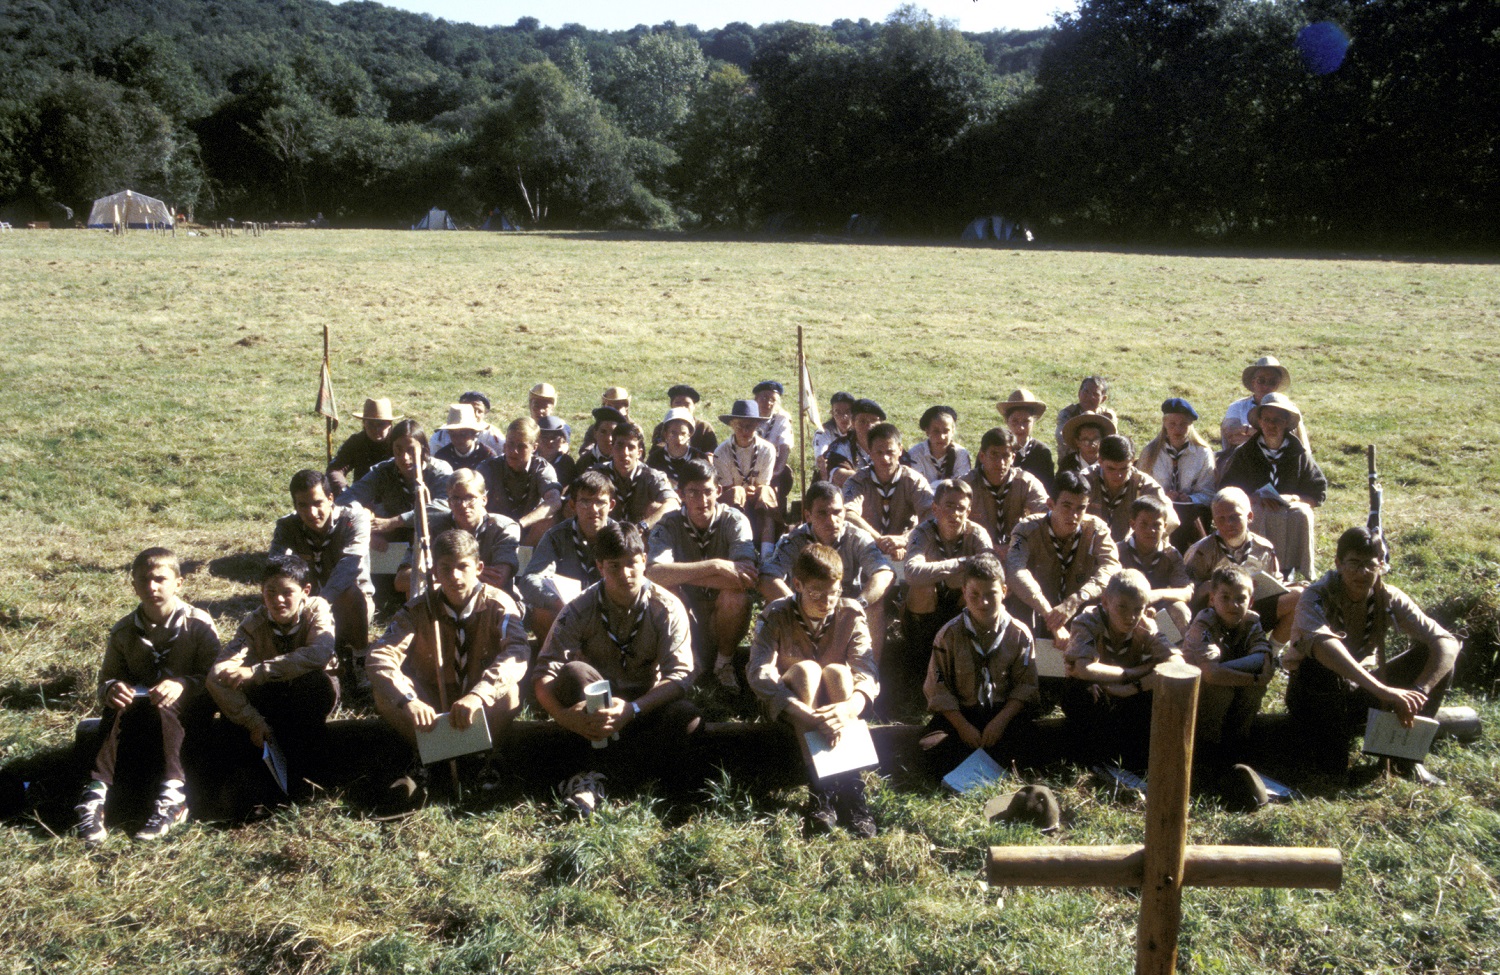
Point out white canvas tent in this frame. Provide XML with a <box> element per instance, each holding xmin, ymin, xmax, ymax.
<box><xmin>960</xmin><ymin>215</ymin><xmax>1031</xmax><ymax>242</ymax></box>
<box><xmin>412</xmin><ymin>207</ymin><xmax>458</xmax><ymax>230</ymax></box>
<box><xmin>87</xmin><ymin>190</ymin><xmax>173</xmax><ymax>230</ymax></box>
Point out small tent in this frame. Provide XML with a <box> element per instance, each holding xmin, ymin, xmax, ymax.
<box><xmin>87</xmin><ymin>190</ymin><xmax>173</xmax><ymax>230</ymax></box>
<box><xmin>412</xmin><ymin>207</ymin><xmax>458</xmax><ymax>230</ymax></box>
<box><xmin>480</xmin><ymin>209</ymin><xmax>518</xmax><ymax>231</ymax></box>
<box><xmin>960</xmin><ymin>215</ymin><xmax>1033</xmax><ymax>243</ymax></box>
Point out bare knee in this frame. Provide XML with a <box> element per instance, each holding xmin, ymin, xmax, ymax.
<box><xmin>784</xmin><ymin>659</ymin><xmax>822</xmax><ymax>705</ymax></box>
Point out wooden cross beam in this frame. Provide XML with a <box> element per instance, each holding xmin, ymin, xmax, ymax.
<box><xmin>986</xmin><ymin>660</ymin><xmax>1342</xmax><ymax>975</ymax></box>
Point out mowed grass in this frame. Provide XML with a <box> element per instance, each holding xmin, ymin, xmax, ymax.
<box><xmin>0</xmin><ymin>229</ymin><xmax>1498</xmax><ymax>974</ymax></box>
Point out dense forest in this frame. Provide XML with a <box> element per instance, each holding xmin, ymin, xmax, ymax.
<box><xmin>0</xmin><ymin>0</ymin><xmax>1493</xmax><ymax>246</ymax></box>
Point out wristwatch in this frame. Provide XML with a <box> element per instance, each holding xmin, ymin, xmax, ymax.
<box><xmin>401</xmin><ymin>690</ymin><xmax>417</xmax><ymax>707</ymax></box>
<box><xmin>630</xmin><ymin>701</ymin><xmax>642</xmax><ymax>718</ymax></box>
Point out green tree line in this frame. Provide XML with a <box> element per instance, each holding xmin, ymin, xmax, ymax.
<box><xmin>0</xmin><ymin>0</ymin><xmax>1492</xmax><ymax>245</ymax></box>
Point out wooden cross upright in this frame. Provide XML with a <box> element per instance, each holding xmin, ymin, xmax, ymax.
<box><xmin>986</xmin><ymin>660</ymin><xmax>1343</xmax><ymax>975</ymax></box>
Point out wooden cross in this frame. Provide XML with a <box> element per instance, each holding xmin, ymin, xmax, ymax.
<box><xmin>986</xmin><ymin>660</ymin><xmax>1343</xmax><ymax>975</ymax></box>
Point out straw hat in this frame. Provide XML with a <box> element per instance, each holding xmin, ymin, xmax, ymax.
<box><xmin>997</xmin><ymin>388</ymin><xmax>1047</xmax><ymax>418</ymax></box>
<box><xmin>1241</xmin><ymin>356</ymin><xmax>1291</xmax><ymax>393</ymax></box>
<box><xmin>1247</xmin><ymin>391</ymin><xmax>1302</xmax><ymax>431</ymax></box>
<box><xmin>1061</xmin><ymin>411</ymin><xmax>1117</xmax><ymax>448</ymax></box>
<box><xmin>438</xmin><ymin>403</ymin><xmax>483</xmax><ymax>432</ymax></box>
<box><xmin>719</xmin><ymin>399</ymin><xmax>764</xmax><ymax>424</ymax></box>
<box><xmin>529</xmin><ymin>383</ymin><xmax>557</xmax><ymax>402</ymax></box>
<box><xmin>602</xmin><ymin>386</ymin><xmax>630</xmax><ymax>406</ymax></box>
<box><xmin>351</xmin><ymin>397</ymin><xmax>400</xmax><ymax>421</ymax></box>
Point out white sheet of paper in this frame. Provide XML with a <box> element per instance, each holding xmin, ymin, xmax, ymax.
<box><xmin>416</xmin><ymin>710</ymin><xmax>494</xmax><ymax>764</ymax></box>
<box><xmin>1032</xmin><ymin>638</ymin><xmax>1068</xmax><ymax>679</ymax></box>
<box><xmin>262</xmin><ymin>738</ymin><xmax>290</xmax><ymax>794</ymax></box>
<box><xmin>369</xmin><ymin>542</ymin><xmax>410</xmax><ymax>575</ymax></box>
<box><xmin>1252</xmin><ymin>571</ymin><xmax>1289</xmax><ymax>602</ymax></box>
<box><xmin>516</xmin><ymin>545</ymin><xmax>534</xmax><ymax>578</ymax></box>
<box><xmin>1362</xmin><ymin>709</ymin><xmax>1440</xmax><ymax>761</ymax></box>
<box><xmin>542</xmin><ymin>573</ymin><xmax>584</xmax><ymax>607</ymax></box>
<box><xmin>1154</xmin><ymin>612</ymin><xmax>1182</xmax><ymax>646</ymax></box>
<box><xmin>1094</xmin><ymin>763</ymin><xmax>1148</xmax><ymax>796</ymax></box>
<box><xmin>803</xmin><ymin>721</ymin><xmax>879</xmax><ymax>779</ymax></box>
<box><xmin>942</xmin><ymin>748</ymin><xmax>1008</xmax><ymax>793</ymax></box>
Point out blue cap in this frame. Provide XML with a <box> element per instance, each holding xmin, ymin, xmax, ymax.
<box><xmin>1161</xmin><ymin>398</ymin><xmax>1199</xmax><ymax>420</ymax></box>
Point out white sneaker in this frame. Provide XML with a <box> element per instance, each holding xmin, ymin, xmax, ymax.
<box><xmin>559</xmin><ymin>772</ymin><xmax>607</xmax><ymax>818</ymax></box>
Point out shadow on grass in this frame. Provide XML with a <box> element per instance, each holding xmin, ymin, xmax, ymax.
<box><xmin>0</xmin><ymin>672</ymin><xmax>82</xmax><ymax>711</ymax></box>
<box><xmin>203</xmin><ymin>552</ymin><xmax>266</xmax><ymax>585</ymax></box>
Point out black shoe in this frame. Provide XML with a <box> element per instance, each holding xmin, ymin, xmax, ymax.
<box><xmin>135</xmin><ymin>796</ymin><xmax>188</xmax><ymax>841</ymax></box>
<box><xmin>804</xmin><ymin>787</ymin><xmax>839</xmax><ymax>836</ymax></box>
<box><xmin>75</xmin><ymin>797</ymin><xmax>108</xmax><ymax>846</ymax></box>
<box><xmin>1222</xmin><ymin>764</ymin><xmax>1269</xmax><ymax>813</ymax></box>
<box><xmin>835</xmin><ymin>778</ymin><xmax>878</xmax><ymax>839</ymax></box>
<box><xmin>381</xmin><ymin>763</ymin><xmax>429</xmax><ymax>814</ymax></box>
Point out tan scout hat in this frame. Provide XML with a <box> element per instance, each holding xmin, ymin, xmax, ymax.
<box><xmin>984</xmin><ymin>784</ymin><xmax>1061</xmax><ymax>832</ymax></box>
<box><xmin>998</xmin><ymin>388</ymin><xmax>1047</xmax><ymax>418</ymax></box>
<box><xmin>1241</xmin><ymin>356</ymin><xmax>1291</xmax><ymax>393</ymax></box>
<box><xmin>529</xmin><ymin>383</ymin><xmax>558</xmax><ymax>402</ymax></box>
<box><xmin>1061</xmin><ymin>411</ymin><xmax>1116</xmax><ymax>448</ymax></box>
<box><xmin>438</xmin><ymin>403</ymin><xmax>484</xmax><ymax>432</ymax></box>
<box><xmin>1247</xmin><ymin>391</ymin><xmax>1303</xmax><ymax>431</ymax></box>
<box><xmin>351</xmin><ymin>397</ymin><xmax>401</xmax><ymax>421</ymax></box>
<box><xmin>602</xmin><ymin>386</ymin><xmax>631</xmax><ymax>405</ymax></box>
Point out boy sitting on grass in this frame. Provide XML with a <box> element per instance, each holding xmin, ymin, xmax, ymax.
<box><xmin>998</xmin><ymin>389</ymin><xmax>1054</xmax><ymax>491</ymax></box>
<box><xmin>1181</xmin><ymin>565</ymin><xmax>1277</xmax><ymax>810</ymax></box>
<box><xmin>207</xmin><ymin>555</ymin><xmax>340</xmax><ymax>802</ymax></box>
<box><xmin>646</xmin><ymin>461</ymin><xmax>757</xmax><ymax>691</ymax></box>
<box><xmin>963</xmin><ymin>427</ymin><xmax>1048</xmax><ymax>559</ymax></box>
<box><xmin>432</xmin><ymin>404</ymin><xmax>497</xmax><ymax>472</ymax></box>
<box><xmin>922</xmin><ymin>553</ymin><xmax>1041</xmax><ymax>778</ymax></box>
<box><xmin>1183</xmin><ymin>488</ymin><xmax>1302</xmax><ymax>645</ymax></box>
<box><xmin>366</xmin><ymin>530</ymin><xmax>530</xmax><ymax>811</ymax></box>
<box><xmin>1003</xmin><ymin>470</ymin><xmax>1121</xmax><ymax>645</ymax></box>
<box><xmin>480</xmin><ymin>417</ymin><xmax>562</xmax><ymax>547</ymax></box>
<box><xmin>1086</xmin><ymin>435</ymin><xmax>1178</xmax><ymax>543</ymax></box>
<box><xmin>841</xmin><ymin>422</ymin><xmax>934</xmax><ymax>562</ymax></box>
<box><xmin>535</xmin><ymin>523</ymin><xmax>700</xmax><ymax>818</ymax></box>
<box><xmin>76</xmin><ymin>548</ymin><xmax>221</xmax><ymax>844</ymax></box>
<box><xmin>1054</xmin><ymin>376</ymin><xmax>1118</xmax><ymax>466</ymax></box>
<box><xmin>600</xmin><ymin>421</ymin><xmax>680</xmax><ymax>531</ymax></box>
<box><xmin>747</xmin><ymin>543</ymin><xmax>879</xmax><ymax>837</ymax></box>
<box><xmin>1118</xmin><ymin>496</ymin><xmax>1193</xmax><ymax>639</ymax></box>
<box><xmin>1062</xmin><ymin>569</ymin><xmax>1181</xmax><ymax>770</ymax></box>
<box><xmin>519</xmin><ymin>471</ymin><xmax>617</xmax><ymax>643</ymax></box>
<box><xmin>395</xmin><ymin>469</ymin><xmax>521</xmax><ymax>600</ymax></box>
<box><xmin>713</xmin><ymin>400</ymin><xmax>779</xmax><ymax>554</ymax></box>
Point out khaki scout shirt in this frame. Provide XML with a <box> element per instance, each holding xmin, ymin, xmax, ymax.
<box><xmin>367</xmin><ymin>584</ymin><xmax>529</xmax><ymax>709</ymax></box>
<box><xmin>1286</xmin><ymin>571</ymin><xmax>1455</xmax><ymax>671</ymax></box>
<box><xmin>746</xmin><ymin>596</ymin><xmax>877</xmax><ymax>720</ymax></box>
<box><xmin>209</xmin><ymin>598</ymin><xmax>338</xmax><ymax>727</ymax></box>
<box><xmin>97</xmin><ymin>601</ymin><xmax>221</xmax><ymax>706</ymax></box>
<box><xmin>1004</xmin><ymin>513</ymin><xmax>1120</xmax><ymax>621</ymax></box>
<box><xmin>1181</xmin><ymin>607</ymin><xmax>1270</xmax><ymax>668</ymax></box>
<box><xmin>1064</xmin><ymin>605</ymin><xmax>1179</xmax><ymax>672</ymax></box>
<box><xmin>962</xmin><ymin>467</ymin><xmax>1048</xmax><ymax>549</ymax></box>
<box><xmin>842</xmin><ymin>464</ymin><xmax>934</xmax><ymax>537</ymax></box>
<box><xmin>1086</xmin><ymin>467</ymin><xmax>1178</xmax><ymax>542</ymax></box>
<box><xmin>903</xmin><ymin>520</ymin><xmax>995</xmax><ymax>611</ymax></box>
<box><xmin>1119</xmin><ymin>536</ymin><xmax>1192</xmax><ymax>593</ymax></box>
<box><xmin>537</xmin><ymin>581</ymin><xmax>693</xmax><ymax>701</ymax></box>
<box><xmin>1182</xmin><ymin>531</ymin><xmax>1281</xmax><ymax>612</ymax></box>
<box><xmin>925</xmin><ymin>611</ymin><xmax>1039</xmax><ymax>713</ymax></box>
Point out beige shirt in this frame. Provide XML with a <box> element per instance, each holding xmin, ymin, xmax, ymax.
<box><xmin>962</xmin><ymin>467</ymin><xmax>1048</xmax><ymax>548</ymax></box>
<box><xmin>537</xmin><ymin>581</ymin><xmax>694</xmax><ymax>700</ymax></box>
<box><xmin>1065</xmin><ymin>605</ymin><xmax>1180</xmax><ymax>671</ymax></box>
<box><xmin>367</xmin><ymin>584</ymin><xmax>529</xmax><ymax>709</ymax></box>
<box><xmin>1119</xmin><ymin>537</ymin><xmax>1191</xmax><ymax>593</ymax></box>
<box><xmin>1086</xmin><ymin>467</ymin><xmax>1178</xmax><ymax>542</ymax></box>
<box><xmin>746</xmin><ymin>596</ymin><xmax>877</xmax><ymax>720</ymax></box>
<box><xmin>842</xmin><ymin>464</ymin><xmax>934</xmax><ymax>536</ymax></box>
<box><xmin>925</xmin><ymin>611</ymin><xmax>1039</xmax><ymax>713</ymax></box>
<box><xmin>713</xmin><ymin>436</ymin><xmax>775</xmax><ymax>487</ymax></box>
<box><xmin>903</xmin><ymin>520</ymin><xmax>995</xmax><ymax>604</ymax></box>
<box><xmin>97</xmin><ymin>602</ymin><xmax>221</xmax><ymax>705</ymax></box>
<box><xmin>1182</xmin><ymin>531</ymin><xmax>1281</xmax><ymax>612</ymax></box>
<box><xmin>209</xmin><ymin>598</ymin><xmax>338</xmax><ymax>728</ymax></box>
<box><xmin>1004</xmin><ymin>513</ymin><xmax>1121</xmax><ymax>620</ymax></box>
<box><xmin>1286</xmin><ymin>571</ymin><xmax>1454</xmax><ymax>671</ymax></box>
<box><xmin>1181</xmin><ymin>607</ymin><xmax>1270</xmax><ymax>667</ymax></box>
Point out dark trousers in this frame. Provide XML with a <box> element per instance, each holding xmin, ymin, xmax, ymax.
<box><xmin>1059</xmin><ymin>680</ymin><xmax>1154</xmax><ymax>770</ymax></box>
<box><xmin>1285</xmin><ymin>644</ymin><xmax>1451</xmax><ymax>772</ymax></box>
<box><xmin>90</xmin><ymin>693</ymin><xmax>213</xmax><ymax>787</ymax></box>
<box><xmin>550</xmin><ymin>661</ymin><xmax>702</xmax><ymax>789</ymax></box>
<box><xmin>898</xmin><ymin>587</ymin><xmax>963</xmax><ymax>716</ymax></box>
<box><xmin>232</xmin><ymin>672</ymin><xmax>340</xmax><ymax>792</ymax></box>
<box><xmin>921</xmin><ymin>704</ymin><xmax>1042</xmax><ymax>780</ymax></box>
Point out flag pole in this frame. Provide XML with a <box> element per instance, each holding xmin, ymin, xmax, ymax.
<box><xmin>797</xmin><ymin>325</ymin><xmax>807</xmax><ymax>502</ymax></box>
<box><xmin>323</xmin><ymin>325</ymin><xmax>334</xmax><ymax>464</ymax></box>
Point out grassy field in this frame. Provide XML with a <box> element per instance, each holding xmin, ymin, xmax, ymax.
<box><xmin>1</xmin><ymin>229</ymin><xmax>1498</xmax><ymax>974</ymax></box>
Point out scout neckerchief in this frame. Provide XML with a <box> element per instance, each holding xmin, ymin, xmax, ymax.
<box><xmin>869</xmin><ymin>470</ymin><xmax>899</xmax><ymax>533</ymax></box>
<box><xmin>1164</xmin><ymin>444</ymin><xmax>1189</xmax><ymax>494</ymax></box>
<box><xmin>135</xmin><ymin>604</ymin><xmax>187</xmax><ymax>683</ymax></box>
<box><xmin>1098</xmin><ymin>474</ymin><xmax>1130</xmax><ymax>523</ymax></box>
<box><xmin>1215</xmin><ymin>532</ymin><xmax>1252</xmax><ymax>565</ymax></box>
<box><xmin>572</xmin><ymin>519</ymin><xmax>602</xmax><ymax>583</ymax></box>
<box><xmin>610</xmin><ymin>464</ymin><xmax>637</xmax><ymax>515</ymax></box>
<box><xmin>980</xmin><ymin>470</ymin><xmax>1013</xmax><ymax>535</ymax></box>
<box><xmin>1329</xmin><ymin>580</ymin><xmax>1382</xmax><ymax>655</ymax></box>
<box><xmin>269</xmin><ymin>615</ymin><xmax>301</xmax><ymax>658</ymax></box>
<box><xmin>1100</xmin><ymin>616</ymin><xmax>1136</xmax><ymax>666</ymax></box>
<box><xmin>730</xmin><ymin>441</ymin><xmax>760</xmax><ymax>485</ymax></box>
<box><xmin>935</xmin><ymin>524</ymin><xmax>965</xmax><ymax>561</ymax></box>
<box><xmin>684</xmin><ymin>508</ymin><xmax>719</xmax><ymax>556</ymax></box>
<box><xmin>441</xmin><ymin>586</ymin><xmax>481</xmax><ymax>678</ymax></box>
<box><xmin>1128</xmin><ymin>535</ymin><xmax>1162</xmax><ymax>581</ymax></box>
<box><xmin>500</xmin><ymin>461</ymin><xmax>532</xmax><ymax>514</ymax></box>
<box><xmin>600</xmin><ymin>585</ymin><xmax>649</xmax><ymax>668</ymax></box>
<box><xmin>1257</xmin><ymin>437</ymin><xmax>1287</xmax><ymax>490</ymax></box>
<box><xmin>791</xmin><ymin>598</ymin><xmax>830</xmax><ymax>651</ymax></box>
<box><xmin>300</xmin><ymin>514</ymin><xmax>335</xmax><ymax>581</ymax></box>
<box><xmin>1049</xmin><ymin>520</ymin><xmax>1080</xmax><ymax>577</ymax></box>
<box><xmin>963</xmin><ymin>610</ymin><xmax>1009</xmax><ymax>709</ymax></box>
<box><xmin>1014</xmin><ymin>439</ymin><xmax>1035</xmax><ymax>466</ymax></box>
<box><xmin>935</xmin><ymin>446</ymin><xmax>956</xmax><ymax>481</ymax></box>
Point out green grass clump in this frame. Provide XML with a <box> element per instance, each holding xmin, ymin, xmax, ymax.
<box><xmin>0</xmin><ymin>230</ymin><xmax>1497</xmax><ymax>973</ymax></box>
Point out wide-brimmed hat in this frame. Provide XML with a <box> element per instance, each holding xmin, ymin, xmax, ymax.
<box><xmin>351</xmin><ymin>397</ymin><xmax>401</xmax><ymax>422</ymax></box>
<box><xmin>919</xmin><ymin>405</ymin><xmax>957</xmax><ymax>430</ymax></box>
<box><xmin>529</xmin><ymin>382</ymin><xmax>557</xmax><ymax>402</ymax></box>
<box><xmin>666</xmin><ymin>384</ymin><xmax>700</xmax><ymax>403</ymax></box>
<box><xmin>753</xmin><ymin>380</ymin><xmax>784</xmax><ymax>396</ymax></box>
<box><xmin>438</xmin><ymin>403</ymin><xmax>484</xmax><ymax>432</ymax></box>
<box><xmin>1241</xmin><ymin>356</ymin><xmax>1291</xmax><ymax>393</ymax></box>
<box><xmin>997</xmin><ymin>388</ymin><xmax>1047</xmax><ymax>418</ymax></box>
<box><xmin>719</xmin><ymin>399</ymin><xmax>764</xmax><ymax>424</ymax></box>
<box><xmin>602</xmin><ymin>386</ymin><xmax>630</xmax><ymax>405</ymax></box>
<box><xmin>1161</xmin><ymin>397</ymin><xmax>1199</xmax><ymax>420</ymax></box>
<box><xmin>592</xmin><ymin>406</ymin><xmax>627</xmax><ymax>425</ymax></box>
<box><xmin>983</xmin><ymin>784</ymin><xmax>1061</xmax><ymax>832</ymax></box>
<box><xmin>1248</xmin><ymin>391</ymin><xmax>1302</xmax><ymax>431</ymax></box>
<box><xmin>1062</xmin><ymin>411</ymin><xmax>1117</xmax><ymax>447</ymax></box>
<box><xmin>537</xmin><ymin>415</ymin><xmax>571</xmax><ymax>438</ymax></box>
<box><xmin>852</xmin><ymin>398</ymin><xmax>886</xmax><ymax>421</ymax></box>
<box><xmin>661</xmin><ymin>406</ymin><xmax>695</xmax><ymax>429</ymax></box>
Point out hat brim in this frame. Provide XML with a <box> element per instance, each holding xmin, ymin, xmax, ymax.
<box><xmin>718</xmin><ymin>414</ymin><xmax>764</xmax><ymax>425</ymax></box>
<box><xmin>351</xmin><ymin>412</ymin><xmax>403</xmax><ymax>421</ymax></box>
<box><xmin>1248</xmin><ymin>402</ymin><xmax>1302</xmax><ymax>430</ymax></box>
<box><xmin>1061</xmin><ymin>412</ymin><xmax>1116</xmax><ymax>446</ymax></box>
<box><xmin>1241</xmin><ymin>364</ymin><xmax>1291</xmax><ymax>392</ymax></box>
<box><xmin>985</xmin><ymin>786</ymin><xmax>1061</xmax><ymax>831</ymax></box>
<box><xmin>998</xmin><ymin>401</ymin><xmax>1047</xmax><ymax>418</ymax></box>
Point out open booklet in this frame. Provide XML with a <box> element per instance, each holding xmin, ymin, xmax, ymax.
<box><xmin>262</xmin><ymin>737</ymin><xmax>289</xmax><ymax>794</ymax></box>
<box><xmin>416</xmin><ymin>711</ymin><xmax>494</xmax><ymax>764</ymax></box>
<box><xmin>801</xmin><ymin>721</ymin><xmax>880</xmax><ymax>779</ymax></box>
<box><xmin>1029</xmin><ymin>638</ymin><xmax>1068</xmax><ymax>679</ymax></box>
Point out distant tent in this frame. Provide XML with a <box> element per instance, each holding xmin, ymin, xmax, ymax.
<box><xmin>844</xmin><ymin>213</ymin><xmax>883</xmax><ymax>238</ymax></box>
<box><xmin>480</xmin><ymin>209</ymin><xmax>518</xmax><ymax>231</ymax></box>
<box><xmin>412</xmin><ymin>207</ymin><xmax>457</xmax><ymax>230</ymax></box>
<box><xmin>87</xmin><ymin>190</ymin><xmax>173</xmax><ymax>230</ymax></box>
<box><xmin>960</xmin><ymin>215</ymin><xmax>1033</xmax><ymax>243</ymax></box>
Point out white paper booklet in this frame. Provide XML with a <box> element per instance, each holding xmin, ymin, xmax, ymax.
<box><xmin>942</xmin><ymin>748</ymin><xmax>1009</xmax><ymax>793</ymax></box>
<box><xmin>1030</xmin><ymin>638</ymin><xmax>1068</xmax><ymax>679</ymax></box>
<box><xmin>1362</xmin><ymin>709</ymin><xmax>1440</xmax><ymax>761</ymax></box>
<box><xmin>417</xmin><ymin>711</ymin><xmax>494</xmax><ymax>764</ymax></box>
<box><xmin>803</xmin><ymin>721</ymin><xmax>880</xmax><ymax>779</ymax></box>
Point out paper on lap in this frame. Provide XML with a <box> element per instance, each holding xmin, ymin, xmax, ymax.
<box><xmin>802</xmin><ymin>721</ymin><xmax>879</xmax><ymax>779</ymax></box>
<box><xmin>942</xmin><ymin>748</ymin><xmax>1008</xmax><ymax>793</ymax></box>
<box><xmin>1031</xmin><ymin>638</ymin><xmax>1068</xmax><ymax>679</ymax></box>
<box><xmin>543</xmin><ymin>574</ymin><xmax>583</xmax><ymax>606</ymax></box>
<box><xmin>417</xmin><ymin>711</ymin><xmax>493</xmax><ymax>764</ymax></box>
<box><xmin>1362</xmin><ymin>709</ymin><xmax>1440</xmax><ymax>761</ymax></box>
<box><xmin>369</xmin><ymin>542</ymin><xmax>410</xmax><ymax>575</ymax></box>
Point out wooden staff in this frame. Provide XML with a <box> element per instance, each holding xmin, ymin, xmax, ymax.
<box><xmin>323</xmin><ymin>325</ymin><xmax>334</xmax><ymax>465</ymax></box>
<box><xmin>411</xmin><ymin>463</ymin><xmax>462</xmax><ymax>798</ymax></box>
<box><xmin>797</xmin><ymin>325</ymin><xmax>808</xmax><ymax>503</ymax></box>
